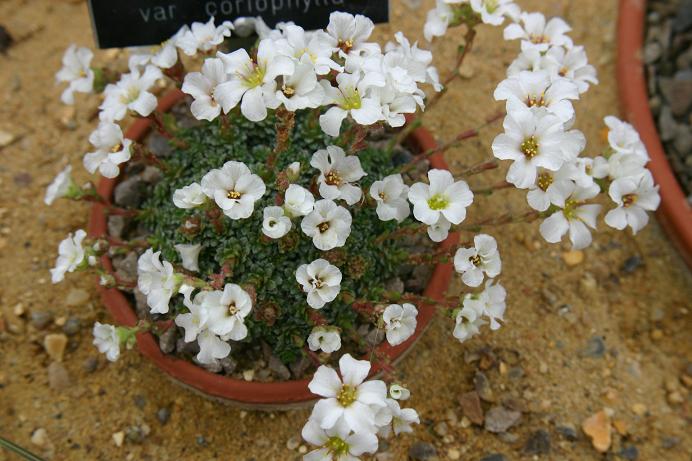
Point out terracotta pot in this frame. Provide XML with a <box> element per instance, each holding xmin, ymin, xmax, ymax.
<box><xmin>617</xmin><ymin>0</ymin><xmax>692</xmax><ymax>267</ymax></box>
<box><xmin>88</xmin><ymin>90</ymin><xmax>456</xmax><ymax>408</ymax></box>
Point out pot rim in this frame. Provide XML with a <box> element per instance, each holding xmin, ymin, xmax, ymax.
<box><xmin>87</xmin><ymin>90</ymin><xmax>456</xmax><ymax>408</ymax></box>
<box><xmin>617</xmin><ymin>0</ymin><xmax>692</xmax><ymax>267</ymax></box>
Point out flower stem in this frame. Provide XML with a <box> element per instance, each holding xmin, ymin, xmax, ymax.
<box><xmin>0</xmin><ymin>436</ymin><xmax>44</xmax><ymax>461</ymax></box>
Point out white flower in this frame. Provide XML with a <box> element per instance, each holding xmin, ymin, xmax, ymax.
<box><xmin>470</xmin><ymin>0</ymin><xmax>520</xmax><ymax>26</ymax></box>
<box><xmin>384</xmin><ymin>32</ymin><xmax>442</xmax><ymax>91</ymax></box>
<box><xmin>543</xmin><ymin>46</ymin><xmax>598</xmax><ymax>94</ymax></box>
<box><xmin>308</xmin><ymin>327</ymin><xmax>342</xmax><ymax>353</ymax></box>
<box><xmin>604</xmin><ymin>116</ymin><xmax>649</xmax><ymax>159</ymax></box>
<box><xmin>302</xmin><ymin>418</ymin><xmax>378</xmax><ymax>461</ymax></box>
<box><xmin>527</xmin><ymin>161</ymin><xmax>594</xmax><ymax>212</ymax></box>
<box><xmin>507</xmin><ymin>47</ymin><xmax>544</xmax><ymax>76</ymax></box>
<box><xmin>326</xmin><ymin>12</ymin><xmax>379</xmax><ymax>56</ymax></box>
<box><xmin>275</xmin><ymin>25</ymin><xmax>342</xmax><ymax>75</ymax></box>
<box><xmin>92</xmin><ymin>322</ymin><xmax>121</xmax><ymax>362</ymax></box>
<box><xmin>128</xmin><ymin>28</ymin><xmax>185</xmax><ymax>71</ymax></box>
<box><xmin>504</xmin><ymin>12</ymin><xmax>573</xmax><ymax>51</ymax></box>
<box><xmin>382</xmin><ymin>303</ymin><xmax>418</xmax><ymax>346</ymax></box>
<box><xmin>177</xmin><ymin>17</ymin><xmax>233</xmax><ymax>56</ymax></box>
<box><xmin>173</xmin><ymin>183</ymin><xmax>207</xmax><ymax>209</ymax></box>
<box><xmin>599</xmin><ymin>152</ymin><xmax>648</xmax><ymax>181</ymax></box>
<box><xmin>491</xmin><ymin>107</ymin><xmax>585</xmax><ymax>188</ymax></box>
<box><xmin>196</xmin><ymin>329</ymin><xmax>232</xmax><ymax>364</ymax></box>
<box><xmin>274</xmin><ymin>61</ymin><xmax>325</xmax><ymax>112</ymax></box>
<box><xmin>465</xmin><ymin>280</ymin><xmax>507</xmax><ymax>330</ymax></box>
<box><xmin>215</xmin><ymin>39</ymin><xmax>294</xmax><ymax>122</ymax></box>
<box><xmin>539</xmin><ymin>181</ymin><xmax>602</xmax><ymax>250</ymax></box>
<box><xmin>427</xmin><ymin>215</ymin><xmax>452</xmax><ymax>243</ymax></box>
<box><xmin>137</xmin><ymin>249</ymin><xmax>181</xmax><ymax>314</ymax></box>
<box><xmin>389</xmin><ymin>384</ymin><xmax>410</xmax><ymax>401</ymax></box>
<box><xmin>45</xmin><ymin>165</ymin><xmax>77</xmax><ymax>205</ymax></box>
<box><xmin>201</xmin><ymin>161</ymin><xmax>266</xmax><ymax>220</ymax></box>
<box><xmin>99</xmin><ymin>65</ymin><xmax>162</xmax><ymax>121</ymax></box>
<box><xmin>174</xmin><ymin>243</ymin><xmax>202</xmax><ymax>272</ymax></box>
<box><xmin>282</xmin><ymin>184</ymin><xmax>314</xmax><ymax>218</ymax></box>
<box><xmin>301</xmin><ymin>200</ymin><xmax>353</xmax><ymax>251</ymax></box>
<box><xmin>50</xmin><ymin>229</ymin><xmax>87</xmax><ymax>283</ymax></box>
<box><xmin>377</xmin><ymin>399</ymin><xmax>420</xmax><ymax>438</ymax></box>
<box><xmin>308</xmin><ymin>353</ymin><xmax>388</xmax><ymax>434</ymax></box>
<box><xmin>605</xmin><ymin>171</ymin><xmax>660</xmax><ymax>234</ymax></box>
<box><xmin>262</xmin><ymin>206</ymin><xmax>292</xmax><ymax>239</ymax></box>
<box><xmin>175</xmin><ymin>289</ymin><xmax>211</xmax><ymax>342</ymax></box>
<box><xmin>453</xmin><ymin>302</ymin><xmax>485</xmax><ymax>343</ymax></box>
<box><xmin>494</xmin><ymin>71</ymin><xmax>580</xmax><ymax>123</ymax></box>
<box><xmin>319</xmin><ymin>72</ymin><xmax>385</xmax><ymax>137</ymax></box>
<box><xmin>311</xmin><ymin>146</ymin><xmax>366</xmax><ymax>205</ymax></box>
<box><xmin>370</xmin><ymin>174</ymin><xmax>410</xmax><ymax>223</ymax></box>
<box><xmin>408</xmin><ymin>169</ymin><xmax>474</xmax><ymax>226</ymax></box>
<box><xmin>83</xmin><ymin>122</ymin><xmax>133</xmax><ymax>179</ymax></box>
<box><xmin>55</xmin><ymin>45</ymin><xmax>94</xmax><ymax>104</ymax></box>
<box><xmin>296</xmin><ymin>259</ymin><xmax>342</xmax><ymax>309</ymax></box>
<box><xmin>453</xmin><ymin>234</ymin><xmax>502</xmax><ymax>287</ymax></box>
<box><xmin>181</xmin><ymin>58</ymin><xmax>228</xmax><ymax>121</ymax></box>
<box><xmin>202</xmin><ymin>283</ymin><xmax>252</xmax><ymax>340</ymax></box>
<box><xmin>424</xmin><ymin>0</ymin><xmax>455</xmax><ymax>41</ymax></box>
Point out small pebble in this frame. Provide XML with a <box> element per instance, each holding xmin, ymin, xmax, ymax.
<box><xmin>62</xmin><ymin>317</ymin><xmax>81</xmax><ymax>336</ymax></box>
<box><xmin>447</xmin><ymin>448</ymin><xmax>461</xmax><ymax>460</ymax></box>
<box><xmin>286</xmin><ymin>436</ymin><xmax>300</xmax><ymax>450</ymax></box>
<box><xmin>44</xmin><ymin>334</ymin><xmax>68</xmax><ymax>362</ymax></box>
<box><xmin>562</xmin><ymin>250</ymin><xmax>584</xmax><ymax>266</ymax></box>
<box><xmin>82</xmin><ymin>356</ymin><xmax>98</xmax><ymax>373</ymax></box>
<box><xmin>524</xmin><ymin>429</ymin><xmax>551</xmax><ymax>455</ymax></box>
<box><xmin>47</xmin><ymin>362</ymin><xmax>70</xmax><ymax>391</ymax></box>
<box><xmin>620</xmin><ymin>445</ymin><xmax>639</xmax><ymax>460</ymax></box>
<box><xmin>408</xmin><ymin>441</ymin><xmax>437</xmax><ymax>460</ymax></box>
<box><xmin>112</xmin><ymin>431</ymin><xmax>125</xmax><ymax>447</ymax></box>
<box><xmin>30</xmin><ymin>428</ymin><xmax>49</xmax><ymax>447</ymax></box>
<box><xmin>31</xmin><ymin>311</ymin><xmax>53</xmax><ymax>330</ymax></box>
<box><xmin>582</xmin><ymin>410</ymin><xmax>611</xmax><ymax>453</ymax></box>
<box><xmin>157</xmin><ymin>407</ymin><xmax>171</xmax><ymax>425</ymax></box>
<box><xmin>484</xmin><ymin>406</ymin><xmax>521</xmax><ymax>433</ymax></box>
<box><xmin>65</xmin><ymin>288</ymin><xmax>90</xmax><ymax>307</ymax></box>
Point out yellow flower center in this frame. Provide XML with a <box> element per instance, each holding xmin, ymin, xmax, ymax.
<box><xmin>227</xmin><ymin>190</ymin><xmax>242</xmax><ymax>200</ymax></box>
<box><xmin>326</xmin><ymin>436</ymin><xmax>349</xmax><ymax>456</ymax></box>
<box><xmin>318</xmin><ymin>222</ymin><xmax>330</xmax><ymax>233</ymax></box>
<box><xmin>527</xmin><ymin>92</ymin><xmax>546</xmax><ymax>107</ymax></box>
<box><xmin>228</xmin><ymin>303</ymin><xmax>239</xmax><ymax>316</ymax></box>
<box><xmin>325</xmin><ymin>170</ymin><xmax>342</xmax><ymax>186</ymax></box>
<box><xmin>427</xmin><ymin>193</ymin><xmax>449</xmax><ymax>211</ymax></box>
<box><xmin>338</xmin><ymin>39</ymin><xmax>354</xmax><ymax>54</ymax></box>
<box><xmin>339</xmin><ymin>88</ymin><xmax>362</xmax><ymax>110</ymax></box>
<box><xmin>242</xmin><ymin>61</ymin><xmax>266</xmax><ymax>88</ymax></box>
<box><xmin>282</xmin><ymin>84</ymin><xmax>295</xmax><ymax>96</ymax></box>
<box><xmin>469</xmin><ymin>254</ymin><xmax>482</xmax><ymax>266</ymax></box>
<box><xmin>120</xmin><ymin>86</ymin><xmax>141</xmax><ymax>104</ymax></box>
<box><xmin>110</xmin><ymin>143</ymin><xmax>123</xmax><ymax>153</ymax></box>
<box><xmin>521</xmin><ymin>136</ymin><xmax>539</xmax><ymax>159</ymax></box>
<box><xmin>622</xmin><ymin>193</ymin><xmax>638</xmax><ymax>208</ymax></box>
<box><xmin>537</xmin><ymin>172</ymin><xmax>553</xmax><ymax>191</ymax></box>
<box><xmin>529</xmin><ymin>34</ymin><xmax>549</xmax><ymax>44</ymax></box>
<box><xmin>337</xmin><ymin>385</ymin><xmax>357</xmax><ymax>407</ymax></box>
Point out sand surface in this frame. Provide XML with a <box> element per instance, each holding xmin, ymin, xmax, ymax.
<box><xmin>0</xmin><ymin>0</ymin><xmax>690</xmax><ymax>460</ymax></box>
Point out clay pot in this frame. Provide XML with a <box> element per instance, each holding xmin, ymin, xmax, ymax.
<box><xmin>617</xmin><ymin>0</ymin><xmax>692</xmax><ymax>266</ymax></box>
<box><xmin>88</xmin><ymin>90</ymin><xmax>456</xmax><ymax>408</ymax></box>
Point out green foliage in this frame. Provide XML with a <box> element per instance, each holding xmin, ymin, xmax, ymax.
<box><xmin>140</xmin><ymin>111</ymin><xmax>408</xmax><ymax>364</ymax></box>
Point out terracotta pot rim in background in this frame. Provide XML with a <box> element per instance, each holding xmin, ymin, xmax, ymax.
<box><xmin>617</xmin><ymin>0</ymin><xmax>692</xmax><ymax>267</ymax></box>
<box><xmin>87</xmin><ymin>90</ymin><xmax>456</xmax><ymax>409</ymax></box>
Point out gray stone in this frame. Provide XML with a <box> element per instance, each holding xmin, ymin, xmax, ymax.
<box><xmin>365</xmin><ymin>327</ymin><xmax>385</xmax><ymax>347</ymax></box>
<box><xmin>125</xmin><ymin>425</ymin><xmax>148</xmax><ymax>444</ymax></box>
<box><xmin>622</xmin><ymin>255</ymin><xmax>644</xmax><ymax>274</ymax></box>
<box><xmin>113</xmin><ymin>251</ymin><xmax>138</xmax><ymax>282</ymax></box>
<box><xmin>405</xmin><ymin>264</ymin><xmax>433</xmax><ymax>292</ymax></box>
<box><xmin>524</xmin><ymin>430</ymin><xmax>551</xmax><ymax>455</ymax></box>
<box><xmin>268</xmin><ymin>355</ymin><xmax>291</xmax><ymax>380</ymax></box>
<box><xmin>65</xmin><ymin>289</ymin><xmax>90</xmax><ymax>307</ymax></box>
<box><xmin>220</xmin><ymin>356</ymin><xmax>237</xmax><ymax>374</ymax></box>
<box><xmin>82</xmin><ymin>356</ymin><xmax>98</xmax><ymax>373</ymax></box>
<box><xmin>158</xmin><ymin>327</ymin><xmax>177</xmax><ymax>354</ymax></box>
<box><xmin>658</xmin><ymin>106</ymin><xmax>677</xmax><ymax>142</ymax></box>
<box><xmin>197</xmin><ymin>359</ymin><xmax>222</xmax><ymax>373</ymax></box>
<box><xmin>114</xmin><ymin>176</ymin><xmax>146</xmax><ymax>208</ymax></box>
<box><xmin>408</xmin><ymin>441</ymin><xmax>437</xmax><ymax>460</ymax></box>
<box><xmin>643</xmin><ymin>41</ymin><xmax>662</xmax><ymax>64</ymax></box>
<box><xmin>581</xmin><ymin>336</ymin><xmax>606</xmax><ymax>358</ymax></box>
<box><xmin>289</xmin><ymin>355</ymin><xmax>311</xmax><ymax>379</ymax></box>
<box><xmin>556</xmin><ymin>424</ymin><xmax>578</xmax><ymax>441</ymax></box>
<box><xmin>107</xmin><ymin>215</ymin><xmax>127</xmax><ymax>239</ymax></box>
<box><xmin>157</xmin><ymin>407</ymin><xmax>171</xmax><ymax>425</ymax></box>
<box><xmin>31</xmin><ymin>311</ymin><xmax>53</xmax><ymax>330</ymax></box>
<box><xmin>480</xmin><ymin>455</ymin><xmax>507</xmax><ymax>461</ymax></box>
<box><xmin>62</xmin><ymin>317</ymin><xmax>81</xmax><ymax>336</ymax></box>
<box><xmin>474</xmin><ymin>371</ymin><xmax>495</xmax><ymax>402</ymax></box>
<box><xmin>669</xmin><ymin>76</ymin><xmax>692</xmax><ymax>117</ymax></box>
<box><xmin>141</xmin><ymin>166</ymin><xmax>163</xmax><ymax>184</ymax></box>
<box><xmin>176</xmin><ymin>337</ymin><xmax>200</xmax><ymax>356</ymax></box>
<box><xmin>146</xmin><ymin>131</ymin><xmax>173</xmax><ymax>157</ymax></box>
<box><xmin>673</xmin><ymin>0</ymin><xmax>692</xmax><ymax>32</ymax></box>
<box><xmin>674</xmin><ymin>126</ymin><xmax>692</xmax><ymax>154</ymax></box>
<box><xmin>620</xmin><ymin>445</ymin><xmax>639</xmax><ymax>460</ymax></box>
<box><xmin>484</xmin><ymin>406</ymin><xmax>521</xmax><ymax>433</ymax></box>
<box><xmin>47</xmin><ymin>362</ymin><xmax>70</xmax><ymax>391</ymax></box>
<box><xmin>384</xmin><ymin>277</ymin><xmax>405</xmax><ymax>294</ymax></box>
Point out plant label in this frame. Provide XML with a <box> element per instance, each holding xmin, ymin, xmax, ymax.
<box><xmin>87</xmin><ymin>0</ymin><xmax>390</xmax><ymax>49</ymax></box>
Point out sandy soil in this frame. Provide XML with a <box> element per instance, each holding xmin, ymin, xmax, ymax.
<box><xmin>0</xmin><ymin>0</ymin><xmax>690</xmax><ymax>460</ymax></box>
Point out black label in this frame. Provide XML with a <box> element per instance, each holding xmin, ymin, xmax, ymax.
<box><xmin>87</xmin><ymin>0</ymin><xmax>390</xmax><ymax>49</ymax></box>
